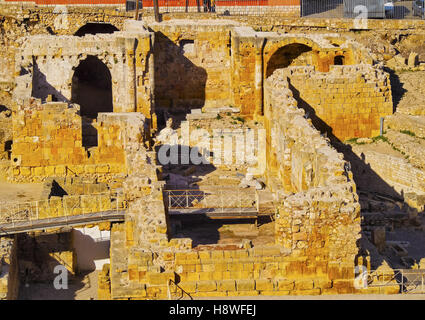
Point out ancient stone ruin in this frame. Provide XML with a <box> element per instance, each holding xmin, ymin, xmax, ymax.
<box><xmin>1</xmin><ymin>3</ymin><xmax>425</xmax><ymax>300</ymax></box>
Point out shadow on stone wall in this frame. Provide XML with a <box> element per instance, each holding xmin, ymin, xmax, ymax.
<box><xmin>266</xmin><ymin>44</ymin><xmax>313</xmax><ymax>78</ymax></box>
<box><xmin>31</xmin><ymin>61</ymin><xmax>69</xmax><ymax>103</ymax></box>
<box><xmin>385</xmin><ymin>67</ymin><xmax>407</xmax><ymax>113</ymax></box>
<box><xmin>152</xmin><ymin>31</ymin><xmax>207</xmax><ymax>112</ymax></box>
<box><xmin>16</xmin><ymin>232</ymin><xmax>90</xmax><ymax>300</ymax></box>
<box><xmin>156</xmin><ymin>143</ymin><xmax>253</xmax><ymax>247</ymax></box>
<box><xmin>288</xmin><ymin>79</ymin><xmax>424</xmax><ymax>274</ymax></box>
<box><xmin>74</xmin><ymin>23</ymin><xmax>119</xmax><ymax>37</ymax></box>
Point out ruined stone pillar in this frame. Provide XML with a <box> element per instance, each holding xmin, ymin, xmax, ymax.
<box><xmin>254</xmin><ymin>38</ymin><xmax>264</xmax><ymax>120</ymax></box>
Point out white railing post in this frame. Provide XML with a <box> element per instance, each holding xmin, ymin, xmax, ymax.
<box><xmin>168</xmin><ymin>191</ymin><xmax>171</xmax><ymax>208</ymax></box>
<box><xmin>402</xmin><ymin>270</ymin><xmax>404</xmax><ymax>294</ymax></box>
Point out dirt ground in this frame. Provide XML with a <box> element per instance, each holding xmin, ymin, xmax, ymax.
<box><xmin>18</xmin><ymin>270</ymin><xmax>98</xmax><ymax>300</ymax></box>
<box><xmin>391</xmin><ymin>70</ymin><xmax>425</xmax><ymax>115</ymax></box>
<box><xmin>349</xmin><ymin>140</ymin><xmax>404</xmax><ymax>158</ymax></box>
<box><xmin>171</xmin><ymin>218</ymin><xmax>275</xmax><ymax>248</ymax></box>
<box><xmin>0</xmin><ymin>182</ymin><xmax>45</xmax><ymax>204</ymax></box>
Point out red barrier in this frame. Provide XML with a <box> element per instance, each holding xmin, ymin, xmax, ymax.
<box><xmin>4</xmin><ymin>0</ymin><xmax>299</xmax><ymax>6</ymax></box>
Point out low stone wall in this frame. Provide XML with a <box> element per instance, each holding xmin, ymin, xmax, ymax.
<box><xmin>385</xmin><ymin>114</ymin><xmax>425</xmax><ymax>139</ymax></box>
<box><xmin>353</xmin><ymin>150</ymin><xmax>425</xmax><ymax>195</ymax></box>
<box><xmin>0</xmin><ymin>236</ymin><xmax>19</xmax><ymax>300</ymax></box>
<box><xmin>10</xmin><ymin>99</ymin><xmax>146</xmax><ymax>182</ymax></box>
<box><xmin>384</xmin><ymin>130</ymin><xmax>425</xmax><ymax>171</ymax></box>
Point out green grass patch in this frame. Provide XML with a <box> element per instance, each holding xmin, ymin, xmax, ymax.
<box><xmin>372</xmin><ymin>135</ymin><xmax>388</xmax><ymax>143</ymax></box>
<box><xmin>400</xmin><ymin>130</ymin><xmax>416</xmax><ymax>137</ymax></box>
<box><xmin>232</xmin><ymin>116</ymin><xmax>245</xmax><ymax>123</ymax></box>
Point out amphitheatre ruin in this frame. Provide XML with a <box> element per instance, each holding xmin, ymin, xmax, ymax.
<box><xmin>1</xmin><ymin>0</ymin><xmax>425</xmax><ymax>300</ymax></box>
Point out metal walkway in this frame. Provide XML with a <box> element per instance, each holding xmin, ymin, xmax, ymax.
<box><xmin>164</xmin><ymin>189</ymin><xmax>276</xmax><ymax>224</ymax></box>
<box><xmin>168</xmin><ymin>207</ymin><xmax>259</xmax><ymax>219</ymax></box>
<box><xmin>0</xmin><ymin>210</ymin><xmax>126</xmax><ymax>236</ymax></box>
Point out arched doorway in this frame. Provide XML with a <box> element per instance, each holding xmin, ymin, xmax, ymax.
<box><xmin>266</xmin><ymin>43</ymin><xmax>314</xmax><ymax>78</ymax></box>
<box><xmin>71</xmin><ymin>55</ymin><xmax>113</xmax><ymax>118</ymax></box>
<box><xmin>74</xmin><ymin>23</ymin><xmax>119</xmax><ymax>37</ymax></box>
<box><xmin>71</xmin><ymin>56</ymin><xmax>113</xmax><ymax>148</ymax></box>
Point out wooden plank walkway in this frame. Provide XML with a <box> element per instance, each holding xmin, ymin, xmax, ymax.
<box><xmin>0</xmin><ymin>210</ymin><xmax>125</xmax><ymax>235</ymax></box>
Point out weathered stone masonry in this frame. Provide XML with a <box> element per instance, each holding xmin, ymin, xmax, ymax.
<box><xmin>0</xmin><ymin>9</ymin><xmax>400</xmax><ymax>298</ymax></box>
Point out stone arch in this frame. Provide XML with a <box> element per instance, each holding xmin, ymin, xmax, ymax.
<box><xmin>264</xmin><ymin>38</ymin><xmax>322</xmax><ymax>78</ymax></box>
<box><xmin>334</xmin><ymin>55</ymin><xmax>345</xmax><ymax>65</ymax></box>
<box><xmin>74</xmin><ymin>22</ymin><xmax>119</xmax><ymax>37</ymax></box>
<box><xmin>71</xmin><ymin>55</ymin><xmax>113</xmax><ymax>118</ymax></box>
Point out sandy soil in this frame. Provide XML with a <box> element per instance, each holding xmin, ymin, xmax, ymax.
<box><xmin>172</xmin><ymin>219</ymin><xmax>275</xmax><ymax>248</ymax></box>
<box><xmin>393</xmin><ymin>70</ymin><xmax>425</xmax><ymax>115</ymax></box>
<box><xmin>18</xmin><ymin>270</ymin><xmax>98</xmax><ymax>300</ymax></box>
<box><xmin>0</xmin><ymin>182</ymin><xmax>45</xmax><ymax>204</ymax></box>
<box><xmin>348</xmin><ymin>140</ymin><xmax>404</xmax><ymax>158</ymax></box>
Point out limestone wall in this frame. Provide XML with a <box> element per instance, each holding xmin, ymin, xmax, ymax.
<box><xmin>0</xmin><ymin>236</ymin><xmax>19</xmax><ymax>300</ymax></box>
<box><xmin>353</xmin><ymin>150</ymin><xmax>425</xmax><ymax>194</ymax></box>
<box><xmin>17</xmin><ymin>232</ymin><xmax>76</xmax><ymax>283</ymax></box>
<box><xmin>149</xmin><ymin>20</ymin><xmax>237</xmax><ymax>111</ymax></box>
<box><xmin>287</xmin><ymin>64</ymin><xmax>393</xmax><ymax>141</ymax></box>
<box><xmin>0</xmin><ymin>82</ymin><xmax>13</xmax><ymax>161</ymax></box>
<box><xmin>229</xmin><ymin>28</ymin><xmax>377</xmax><ymax>118</ymax></box>
<box><xmin>10</xmin><ymin>99</ymin><xmax>146</xmax><ymax>182</ymax></box>
<box><xmin>263</xmin><ymin>68</ymin><xmax>361</xmax><ymax>282</ymax></box>
<box><xmin>385</xmin><ymin>114</ymin><xmax>425</xmax><ymax>139</ymax></box>
<box><xmin>0</xmin><ymin>5</ymin><xmax>132</xmax><ymax>85</ymax></box>
<box><xmin>103</xmin><ymin>68</ymin><xmax>369</xmax><ymax>300</ymax></box>
<box><xmin>13</xmin><ymin>29</ymin><xmax>154</xmax><ymax>119</ymax></box>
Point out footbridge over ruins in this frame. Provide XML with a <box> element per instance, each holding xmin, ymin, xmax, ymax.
<box><xmin>0</xmin><ymin>210</ymin><xmax>126</xmax><ymax>236</ymax></box>
<box><xmin>164</xmin><ymin>188</ymin><xmax>276</xmax><ymax>225</ymax></box>
<box><xmin>0</xmin><ymin>188</ymin><xmax>274</xmax><ymax>235</ymax></box>
<box><xmin>0</xmin><ymin>192</ymin><xmax>127</xmax><ymax>235</ymax></box>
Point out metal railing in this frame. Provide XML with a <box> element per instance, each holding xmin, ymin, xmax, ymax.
<box><xmin>0</xmin><ymin>191</ymin><xmax>126</xmax><ymax>225</ymax></box>
<box><xmin>301</xmin><ymin>0</ymin><xmax>420</xmax><ymax>20</ymax></box>
<box><xmin>368</xmin><ymin>268</ymin><xmax>425</xmax><ymax>293</ymax></box>
<box><xmin>167</xmin><ymin>278</ymin><xmax>193</xmax><ymax>300</ymax></box>
<box><xmin>163</xmin><ymin>188</ymin><xmax>257</xmax><ymax>209</ymax></box>
<box><xmin>126</xmin><ymin>0</ymin><xmax>301</xmax><ymax>15</ymax></box>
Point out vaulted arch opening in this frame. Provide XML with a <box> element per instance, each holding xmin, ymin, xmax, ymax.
<box><xmin>71</xmin><ymin>56</ymin><xmax>113</xmax><ymax>148</ymax></box>
<box><xmin>72</xmin><ymin>55</ymin><xmax>113</xmax><ymax>118</ymax></box>
<box><xmin>74</xmin><ymin>23</ymin><xmax>119</xmax><ymax>37</ymax></box>
<box><xmin>266</xmin><ymin>43</ymin><xmax>314</xmax><ymax>78</ymax></box>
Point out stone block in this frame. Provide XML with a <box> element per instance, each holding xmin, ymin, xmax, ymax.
<box><xmin>197</xmin><ymin>280</ymin><xmax>217</xmax><ymax>292</ymax></box>
<box><xmin>236</xmin><ymin>279</ymin><xmax>255</xmax><ymax>291</ymax></box>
